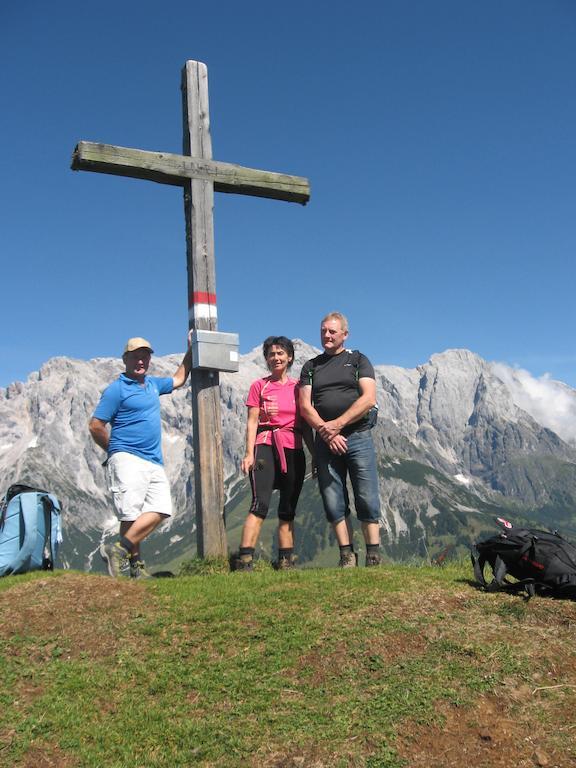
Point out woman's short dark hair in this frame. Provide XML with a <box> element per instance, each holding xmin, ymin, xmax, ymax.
<box><xmin>262</xmin><ymin>336</ymin><xmax>295</xmax><ymax>367</ymax></box>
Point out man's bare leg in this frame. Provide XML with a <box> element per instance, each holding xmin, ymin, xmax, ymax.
<box><xmin>121</xmin><ymin>512</ymin><xmax>165</xmax><ymax>557</ymax></box>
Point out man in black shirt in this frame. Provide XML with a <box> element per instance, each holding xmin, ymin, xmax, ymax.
<box><xmin>299</xmin><ymin>312</ymin><xmax>381</xmax><ymax>567</ymax></box>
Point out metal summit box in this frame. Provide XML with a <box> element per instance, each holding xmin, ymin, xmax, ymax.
<box><xmin>190</xmin><ymin>330</ymin><xmax>239</xmax><ymax>373</ymax></box>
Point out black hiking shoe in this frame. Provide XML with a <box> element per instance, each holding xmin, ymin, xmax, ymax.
<box><xmin>230</xmin><ymin>553</ymin><xmax>254</xmax><ymax>572</ymax></box>
<box><xmin>338</xmin><ymin>551</ymin><xmax>358</xmax><ymax>569</ymax></box>
<box><xmin>365</xmin><ymin>552</ymin><xmax>382</xmax><ymax>567</ymax></box>
<box><xmin>277</xmin><ymin>554</ymin><xmax>296</xmax><ymax>571</ymax></box>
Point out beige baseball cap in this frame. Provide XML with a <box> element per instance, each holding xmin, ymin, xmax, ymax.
<box><xmin>123</xmin><ymin>337</ymin><xmax>154</xmax><ymax>354</ymax></box>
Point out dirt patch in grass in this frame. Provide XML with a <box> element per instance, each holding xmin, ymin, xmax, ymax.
<box><xmin>293</xmin><ymin>629</ymin><xmax>429</xmax><ymax>691</ymax></box>
<box><xmin>0</xmin><ymin>573</ymin><xmax>157</xmax><ymax>660</ymax></box>
<box><xmin>261</xmin><ymin>671</ymin><xmax>576</xmax><ymax>768</ymax></box>
<box><xmin>397</xmin><ymin>692</ymin><xmax>575</xmax><ymax>767</ymax></box>
<box><xmin>11</xmin><ymin>742</ymin><xmax>79</xmax><ymax>768</ymax></box>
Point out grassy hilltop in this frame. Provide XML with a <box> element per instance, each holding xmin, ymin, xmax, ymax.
<box><xmin>1</xmin><ymin>563</ymin><xmax>576</xmax><ymax>767</ymax></box>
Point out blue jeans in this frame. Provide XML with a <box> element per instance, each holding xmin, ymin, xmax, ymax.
<box><xmin>315</xmin><ymin>430</ymin><xmax>381</xmax><ymax>524</ymax></box>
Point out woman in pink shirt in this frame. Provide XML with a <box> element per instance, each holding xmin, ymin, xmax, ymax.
<box><xmin>234</xmin><ymin>336</ymin><xmax>313</xmax><ymax>571</ymax></box>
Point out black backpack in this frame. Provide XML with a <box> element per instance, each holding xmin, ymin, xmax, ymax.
<box><xmin>471</xmin><ymin>517</ymin><xmax>576</xmax><ymax>600</ymax></box>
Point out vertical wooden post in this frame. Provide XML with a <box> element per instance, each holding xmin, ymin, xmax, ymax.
<box><xmin>182</xmin><ymin>61</ymin><xmax>227</xmax><ymax>558</ymax></box>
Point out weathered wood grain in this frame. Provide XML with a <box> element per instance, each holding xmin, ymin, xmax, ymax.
<box><xmin>182</xmin><ymin>61</ymin><xmax>227</xmax><ymax>558</ymax></box>
<box><xmin>71</xmin><ymin>141</ymin><xmax>310</xmax><ymax>204</ymax></box>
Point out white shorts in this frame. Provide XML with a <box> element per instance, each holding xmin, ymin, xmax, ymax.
<box><xmin>106</xmin><ymin>452</ymin><xmax>173</xmax><ymax>522</ymax></box>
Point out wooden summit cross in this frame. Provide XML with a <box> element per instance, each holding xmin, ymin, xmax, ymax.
<box><xmin>72</xmin><ymin>60</ymin><xmax>310</xmax><ymax>558</ymax></box>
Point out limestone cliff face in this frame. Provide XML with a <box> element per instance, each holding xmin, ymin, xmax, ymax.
<box><xmin>374</xmin><ymin>349</ymin><xmax>576</xmax><ymax>507</ymax></box>
<box><xmin>1</xmin><ymin>344</ymin><xmax>575</xmax><ymax>569</ymax></box>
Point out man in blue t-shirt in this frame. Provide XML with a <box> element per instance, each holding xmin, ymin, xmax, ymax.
<box><xmin>299</xmin><ymin>312</ymin><xmax>381</xmax><ymax>568</ymax></box>
<box><xmin>89</xmin><ymin>335</ymin><xmax>192</xmax><ymax>578</ymax></box>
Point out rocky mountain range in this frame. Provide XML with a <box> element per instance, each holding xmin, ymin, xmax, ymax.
<box><xmin>2</xmin><ymin>343</ymin><xmax>576</xmax><ymax>571</ymax></box>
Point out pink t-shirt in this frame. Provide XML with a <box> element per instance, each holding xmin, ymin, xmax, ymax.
<box><xmin>246</xmin><ymin>376</ymin><xmax>302</xmax><ymax>450</ymax></box>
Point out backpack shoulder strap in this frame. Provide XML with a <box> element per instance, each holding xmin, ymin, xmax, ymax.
<box><xmin>553</xmin><ymin>573</ymin><xmax>576</xmax><ymax>598</ymax></box>
<box><xmin>51</xmin><ymin>498</ymin><xmax>63</xmax><ymax>554</ymax></box>
<box><xmin>41</xmin><ymin>494</ymin><xmax>62</xmax><ymax>569</ymax></box>
<box><xmin>307</xmin><ymin>350</ymin><xmax>367</xmax><ymax>401</ymax></box>
<box><xmin>471</xmin><ymin>547</ymin><xmax>537</xmax><ymax>598</ymax></box>
<box><xmin>471</xmin><ymin>549</ymin><xmax>508</xmax><ymax>590</ymax></box>
<box><xmin>306</xmin><ymin>355</ymin><xmax>322</xmax><ymax>386</ymax></box>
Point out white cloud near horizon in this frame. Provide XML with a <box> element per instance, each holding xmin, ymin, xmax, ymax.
<box><xmin>491</xmin><ymin>363</ymin><xmax>576</xmax><ymax>446</ymax></box>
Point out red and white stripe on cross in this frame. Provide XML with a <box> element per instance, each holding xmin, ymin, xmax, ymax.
<box><xmin>189</xmin><ymin>290</ymin><xmax>217</xmax><ymax>324</ymax></box>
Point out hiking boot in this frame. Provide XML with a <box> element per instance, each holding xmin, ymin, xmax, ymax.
<box><xmin>338</xmin><ymin>550</ymin><xmax>358</xmax><ymax>569</ymax></box>
<box><xmin>100</xmin><ymin>541</ymin><xmax>129</xmax><ymax>577</ymax></box>
<box><xmin>277</xmin><ymin>555</ymin><xmax>296</xmax><ymax>571</ymax></box>
<box><xmin>231</xmin><ymin>553</ymin><xmax>254</xmax><ymax>572</ymax></box>
<box><xmin>129</xmin><ymin>559</ymin><xmax>153</xmax><ymax>580</ymax></box>
<box><xmin>365</xmin><ymin>552</ymin><xmax>382</xmax><ymax>567</ymax></box>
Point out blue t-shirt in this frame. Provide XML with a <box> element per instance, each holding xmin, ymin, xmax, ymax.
<box><xmin>93</xmin><ymin>373</ymin><xmax>174</xmax><ymax>465</ymax></box>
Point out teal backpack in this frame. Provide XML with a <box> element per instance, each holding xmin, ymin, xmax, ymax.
<box><xmin>0</xmin><ymin>484</ymin><xmax>63</xmax><ymax>576</ymax></box>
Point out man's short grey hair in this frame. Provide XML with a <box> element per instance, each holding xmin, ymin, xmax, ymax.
<box><xmin>321</xmin><ymin>311</ymin><xmax>349</xmax><ymax>333</ymax></box>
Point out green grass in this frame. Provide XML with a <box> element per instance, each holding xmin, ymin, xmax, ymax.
<box><xmin>1</xmin><ymin>563</ymin><xmax>576</xmax><ymax>767</ymax></box>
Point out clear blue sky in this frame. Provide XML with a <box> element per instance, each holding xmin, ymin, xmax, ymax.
<box><xmin>1</xmin><ymin>1</ymin><xmax>575</xmax><ymax>388</ymax></box>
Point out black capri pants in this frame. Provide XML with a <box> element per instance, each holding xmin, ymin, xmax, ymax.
<box><xmin>248</xmin><ymin>444</ymin><xmax>306</xmax><ymax>521</ymax></box>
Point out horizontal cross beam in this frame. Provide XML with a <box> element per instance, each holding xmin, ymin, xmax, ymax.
<box><xmin>71</xmin><ymin>141</ymin><xmax>310</xmax><ymax>205</ymax></box>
